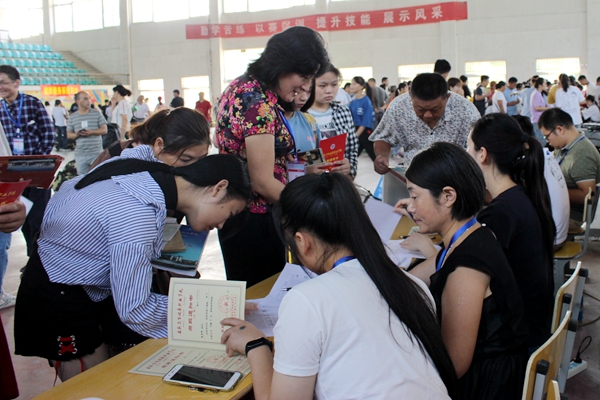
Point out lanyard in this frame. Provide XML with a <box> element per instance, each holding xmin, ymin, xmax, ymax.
<box><xmin>332</xmin><ymin>256</ymin><xmax>357</xmax><ymax>270</ymax></box>
<box><xmin>436</xmin><ymin>217</ymin><xmax>478</xmax><ymax>271</ymax></box>
<box><xmin>2</xmin><ymin>93</ymin><xmax>24</xmax><ymax>134</ymax></box>
<box><xmin>279</xmin><ymin>110</ymin><xmax>297</xmax><ymax>155</ymax></box>
<box><xmin>558</xmin><ymin>135</ymin><xmax>585</xmax><ymax>165</ymax></box>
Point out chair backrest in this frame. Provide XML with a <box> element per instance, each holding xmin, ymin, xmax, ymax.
<box><xmin>522</xmin><ymin>310</ymin><xmax>571</xmax><ymax>400</ymax></box>
<box><xmin>551</xmin><ymin>261</ymin><xmax>581</xmax><ymax>332</ymax></box>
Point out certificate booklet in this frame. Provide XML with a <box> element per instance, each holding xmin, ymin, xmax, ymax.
<box><xmin>129</xmin><ymin>278</ymin><xmax>250</xmax><ymax>377</ymax></box>
<box><xmin>318</xmin><ymin>133</ymin><xmax>346</xmax><ymax>172</ymax></box>
<box><xmin>0</xmin><ymin>180</ymin><xmax>31</xmax><ymax>205</ymax></box>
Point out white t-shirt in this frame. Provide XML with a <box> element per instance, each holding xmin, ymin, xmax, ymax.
<box><xmin>52</xmin><ymin>106</ymin><xmax>68</xmax><ymax>127</ymax></box>
<box><xmin>491</xmin><ymin>90</ymin><xmax>508</xmax><ymax>113</ymax></box>
<box><xmin>543</xmin><ymin>148</ymin><xmax>569</xmax><ymax>245</ymax></box>
<box><xmin>273</xmin><ymin>259</ymin><xmax>450</xmax><ymax>400</ymax></box>
<box><xmin>582</xmin><ymin>104</ymin><xmax>600</xmax><ymax>122</ymax></box>
<box><xmin>555</xmin><ymin>86</ymin><xmax>585</xmax><ymax>125</ymax></box>
<box><xmin>111</xmin><ymin>100</ymin><xmax>133</xmax><ymax>132</ymax></box>
<box><xmin>334</xmin><ymin>89</ymin><xmax>352</xmax><ymax>107</ymax></box>
<box><xmin>133</xmin><ymin>102</ymin><xmax>150</xmax><ymax>119</ymax></box>
<box><xmin>307</xmin><ymin>107</ymin><xmax>337</xmax><ymax>140</ymax></box>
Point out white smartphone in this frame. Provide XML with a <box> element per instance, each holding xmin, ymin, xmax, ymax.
<box><xmin>163</xmin><ymin>364</ymin><xmax>243</xmax><ymax>391</ymax></box>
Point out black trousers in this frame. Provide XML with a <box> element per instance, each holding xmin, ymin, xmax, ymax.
<box><xmin>218</xmin><ymin>211</ymin><xmax>286</xmax><ymax>288</ymax></box>
<box><xmin>357</xmin><ymin>128</ymin><xmax>376</xmax><ymax>161</ymax></box>
<box><xmin>21</xmin><ymin>187</ymin><xmax>51</xmax><ymax>257</ymax></box>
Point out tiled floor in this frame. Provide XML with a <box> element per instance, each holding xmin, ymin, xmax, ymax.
<box><xmin>1</xmin><ymin>153</ymin><xmax>599</xmax><ymax>398</ymax></box>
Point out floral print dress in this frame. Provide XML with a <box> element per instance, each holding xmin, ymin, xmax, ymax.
<box><xmin>216</xmin><ymin>74</ymin><xmax>295</xmax><ymax>214</ymax></box>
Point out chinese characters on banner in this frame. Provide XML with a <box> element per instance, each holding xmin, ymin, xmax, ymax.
<box><xmin>186</xmin><ymin>2</ymin><xmax>467</xmax><ymax>40</ymax></box>
<box><xmin>40</xmin><ymin>84</ymin><xmax>81</xmax><ymax>97</ymax></box>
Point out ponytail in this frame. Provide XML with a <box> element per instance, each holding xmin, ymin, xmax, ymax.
<box><xmin>352</xmin><ymin>76</ymin><xmax>374</xmax><ymax>105</ymax></box>
<box><xmin>276</xmin><ymin>173</ymin><xmax>460</xmax><ymax>399</ymax></box>
<box><xmin>560</xmin><ymin>74</ymin><xmax>569</xmax><ymax>92</ymax></box>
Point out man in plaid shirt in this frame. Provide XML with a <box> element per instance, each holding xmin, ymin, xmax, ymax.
<box><xmin>0</xmin><ymin>65</ymin><xmax>54</xmax><ymax>259</ymax></box>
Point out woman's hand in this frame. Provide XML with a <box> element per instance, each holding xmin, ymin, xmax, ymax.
<box><xmin>305</xmin><ymin>163</ymin><xmax>331</xmax><ymax>175</ymax></box>
<box><xmin>0</xmin><ymin>201</ymin><xmax>26</xmax><ymax>233</ymax></box>
<box><xmin>245</xmin><ymin>301</ymin><xmax>258</xmax><ymax>316</ymax></box>
<box><xmin>401</xmin><ymin>233</ymin><xmax>438</xmax><ymax>258</ymax></box>
<box><xmin>393</xmin><ymin>198</ymin><xmax>411</xmax><ymax>216</ymax></box>
<box><xmin>221</xmin><ymin>318</ymin><xmax>265</xmax><ymax>357</ymax></box>
<box><xmin>330</xmin><ymin>158</ymin><xmax>351</xmax><ymax>175</ymax></box>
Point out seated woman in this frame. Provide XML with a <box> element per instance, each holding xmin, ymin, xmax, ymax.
<box><xmin>14</xmin><ymin>153</ymin><xmax>252</xmax><ymax>381</ymax></box>
<box><xmin>221</xmin><ymin>173</ymin><xmax>459</xmax><ymax>400</ymax></box>
<box><xmin>469</xmin><ymin>113</ymin><xmax>555</xmax><ymax>351</ymax></box>
<box><xmin>396</xmin><ymin>142</ymin><xmax>529</xmax><ymax>400</ymax></box>
<box><xmin>90</xmin><ymin>107</ymin><xmax>211</xmax><ymax>170</ymax></box>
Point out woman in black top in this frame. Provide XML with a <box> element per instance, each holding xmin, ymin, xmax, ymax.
<box><xmin>396</xmin><ymin>142</ymin><xmax>528</xmax><ymax>400</ymax></box>
<box><xmin>467</xmin><ymin>113</ymin><xmax>555</xmax><ymax>351</ymax></box>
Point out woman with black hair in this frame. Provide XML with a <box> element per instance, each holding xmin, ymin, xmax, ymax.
<box><xmin>582</xmin><ymin>94</ymin><xmax>600</xmax><ymax>122</ymax></box>
<box><xmin>555</xmin><ymin>73</ymin><xmax>585</xmax><ymax>126</ymax></box>
<box><xmin>221</xmin><ymin>172</ymin><xmax>458</xmax><ymax>400</ymax></box>
<box><xmin>110</xmin><ymin>84</ymin><xmax>133</xmax><ymax>138</ymax></box>
<box><xmin>348</xmin><ymin>76</ymin><xmax>375</xmax><ymax>160</ymax></box>
<box><xmin>216</xmin><ymin>26</ymin><xmax>330</xmax><ymax>287</ymax></box>
<box><xmin>14</xmin><ymin>153</ymin><xmax>252</xmax><ymax>381</ymax></box>
<box><xmin>396</xmin><ymin>142</ymin><xmax>529</xmax><ymax>400</ymax></box>
<box><xmin>468</xmin><ymin>113</ymin><xmax>555</xmax><ymax>352</ymax></box>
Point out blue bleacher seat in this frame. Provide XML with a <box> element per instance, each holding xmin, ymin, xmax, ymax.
<box><xmin>21</xmin><ymin>51</ymin><xmax>30</xmax><ymax>58</ymax></box>
<box><xmin>49</xmin><ymin>60</ymin><xmax>57</xmax><ymax>68</ymax></box>
<box><xmin>40</xmin><ymin>77</ymin><xmax>50</xmax><ymax>84</ymax></box>
<box><xmin>21</xmin><ymin>77</ymin><xmax>29</xmax><ymax>85</ymax></box>
<box><xmin>4</xmin><ymin>50</ymin><xmax>13</xmax><ymax>58</ymax></box>
<box><xmin>14</xmin><ymin>59</ymin><xmax>24</xmax><ymax>67</ymax></box>
<box><xmin>42</xmin><ymin>45</ymin><xmax>50</xmax><ymax>51</ymax></box>
<box><xmin>24</xmin><ymin>60</ymin><xmax>33</xmax><ymax>67</ymax></box>
<box><xmin>31</xmin><ymin>77</ymin><xmax>39</xmax><ymax>85</ymax></box>
<box><xmin>4</xmin><ymin>43</ymin><xmax>13</xmax><ymax>50</ymax></box>
<box><xmin>30</xmin><ymin>51</ymin><xmax>37</xmax><ymax>59</ymax></box>
<box><xmin>41</xmin><ymin>60</ymin><xmax>50</xmax><ymax>67</ymax></box>
<box><xmin>32</xmin><ymin>60</ymin><xmax>41</xmax><ymax>67</ymax></box>
<box><xmin>0</xmin><ymin>43</ymin><xmax>4</xmax><ymax>50</ymax></box>
<box><xmin>57</xmin><ymin>60</ymin><xmax>65</xmax><ymax>68</ymax></box>
<box><xmin>13</xmin><ymin>50</ymin><xmax>21</xmax><ymax>58</ymax></box>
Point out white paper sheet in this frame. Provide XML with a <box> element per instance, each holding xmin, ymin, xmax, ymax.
<box><xmin>245</xmin><ymin>263</ymin><xmax>316</xmax><ymax>336</ymax></box>
<box><xmin>385</xmin><ymin>239</ymin><xmax>441</xmax><ymax>268</ymax></box>
<box><xmin>365</xmin><ymin>197</ymin><xmax>402</xmax><ymax>242</ymax></box>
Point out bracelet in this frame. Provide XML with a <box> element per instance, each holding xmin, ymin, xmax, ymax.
<box><xmin>245</xmin><ymin>337</ymin><xmax>273</xmax><ymax>356</ymax></box>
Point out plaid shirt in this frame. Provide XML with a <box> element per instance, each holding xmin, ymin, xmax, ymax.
<box><xmin>0</xmin><ymin>92</ymin><xmax>55</xmax><ymax>155</ymax></box>
<box><xmin>330</xmin><ymin>101</ymin><xmax>359</xmax><ymax>178</ymax></box>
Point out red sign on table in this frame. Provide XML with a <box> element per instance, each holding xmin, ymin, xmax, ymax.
<box><xmin>186</xmin><ymin>2</ymin><xmax>468</xmax><ymax>40</ymax></box>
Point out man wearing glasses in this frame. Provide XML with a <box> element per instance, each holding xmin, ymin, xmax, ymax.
<box><xmin>538</xmin><ymin>108</ymin><xmax>600</xmax><ymax>224</ymax></box>
<box><xmin>0</xmin><ymin>65</ymin><xmax>54</xmax><ymax>265</ymax></box>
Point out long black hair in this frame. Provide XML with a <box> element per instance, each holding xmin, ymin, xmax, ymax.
<box><xmin>406</xmin><ymin>142</ymin><xmax>486</xmax><ymax>220</ymax></box>
<box><xmin>352</xmin><ymin>76</ymin><xmax>374</xmax><ymax>105</ymax></box>
<box><xmin>246</xmin><ymin>26</ymin><xmax>329</xmax><ymax>90</ymax></box>
<box><xmin>275</xmin><ymin>173</ymin><xmax>459</xmax><ymax>399</ymax></box>
<box><xmin>560</xmin><ymin>73</ymin><xmax>570</xmax><ymax>92</ymax></box>
<box><xmin>471</xmin><ymin>113</ymin><xmax>556</xmax><ymax>268</ymax></box>
<box><xmin>129</xmin><ymin>108</ymin><xmax>211</xmax><ymax>154</ymax></box>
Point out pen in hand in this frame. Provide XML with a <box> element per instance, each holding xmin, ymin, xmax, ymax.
<box><xmin>402</xmin><ymin>204</ymin><xmax>415</xmax><ymax>221</ymax></box>
<box><xmin>281</xmin><ymin>287</ymin><xmax>292</xmax><ymax>292</ymax></box>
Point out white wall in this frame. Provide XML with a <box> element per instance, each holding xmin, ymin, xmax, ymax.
<box><xmin>36</xmin><ymin>0</ymin><xmax>599</xmax><ymax>103</ymax></box>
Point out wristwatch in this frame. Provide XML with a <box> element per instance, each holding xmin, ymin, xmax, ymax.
<box><xmin>245</xmin><ymin>337</ymin><xmax>273</xmax><ymax>356</ymax></box>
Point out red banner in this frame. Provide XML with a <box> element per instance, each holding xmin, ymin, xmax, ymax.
<box><xmin>40</xmin><ymin>84</ymin><xmax>81</xmax><ymax>97</ymax></box>
<box><xmin>186</xmin><ymin>2</ymin><xmax>467</xmax><ymax>40</ymax></box>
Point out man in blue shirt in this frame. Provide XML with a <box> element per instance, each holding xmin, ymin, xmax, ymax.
<box><xmin>0</xmin><ymin>65</ymin><xmax>54</xmax><ymax>260</ymax></box>
<box><xmin>505</xmin><ymin>77</ymin><xmax>520</xmax><ymax>116</ymax></box>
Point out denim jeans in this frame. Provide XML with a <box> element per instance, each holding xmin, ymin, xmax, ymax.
<box><xmin>0</xmin><ymin>232</ymin><xmax>11</xmax><ymax>292</ymax></box>
<box><xmin>55</xmin><ymin>125</ymin><xmax>67</xmax><ymax>149</ymax></box>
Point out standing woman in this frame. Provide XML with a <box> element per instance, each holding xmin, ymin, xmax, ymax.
<box><xmin>530</xmin><ymin>77</ymin><xmax>551</xmax><ymax>143</ymax></box>
<box><xmin>468</xmin><ymin>113</ymin><xmax>556</xmax><ymax>352</ymax></box>
<box><xmin>555</xmin><ymin>73</ymin><xmax>585</xmax><ymax>127</ymax></box>
<box><xmin>110</xmin><ymin>85</ymin><xmax>133</xmax><ymax>140</ymax></box>
<box><xmin>348</xmin><ymin>76</ymin><xmax>375</xmax><ymax>160</ymax></box>
<box><xmin>216</xmin><ymin>27</ymin><xmax>329</xmax><ymax>287</ymax></box>
<box><xmin>308</xmin><ymin>64</ymin><xmax>359</xmax><ymax>177</ymax></box>
<box><xmin>395</xmin><ymin>143</ymin><xmax>529</xmax><ymax>399</ymax></box>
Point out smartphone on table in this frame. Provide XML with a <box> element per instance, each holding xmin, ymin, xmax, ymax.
<box><xmin>163</xmin><ymin>364</ymin><xmax>243</xmax><ymax>391</ymax></box>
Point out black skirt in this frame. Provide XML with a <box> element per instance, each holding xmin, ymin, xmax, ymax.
<box><xmin>14</xmin><ymin>246</ymin><xmax>146</xmax><ymax>361</ymax></box>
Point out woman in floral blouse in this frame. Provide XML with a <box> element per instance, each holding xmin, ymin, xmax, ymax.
<box><xmin>216</xmin><ymin>26</ymin><xmax>330</xmax><ymax>286</ymax></box>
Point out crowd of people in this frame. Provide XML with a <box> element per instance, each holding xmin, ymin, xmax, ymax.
<box><xmin>0</xmin><ymin>25</ymin><xmax>599</xmax><ymax>400</ymax></box>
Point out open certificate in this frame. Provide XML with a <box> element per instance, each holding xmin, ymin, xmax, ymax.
<box><xmin>129</xmin><ymin>279</ymin><xmax>250</xmax><ymax>377</ymax></box>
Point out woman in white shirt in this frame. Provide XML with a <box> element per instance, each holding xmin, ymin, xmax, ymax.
<box><xmin>555</xmin><ymin>74</ymin><xmax>585</xmax><ymax>126</ymax></box>
<box><xmin>110</xmin><ymin>85</ymin><xmax>133</xmax><ymax>138</ymax></box>
<box><xmin>491</xmin><ymin>81</ymin><xmax>508</xmax><ymax>113</ymax></box>
<box><xmin>220</xmin><ymin>173</ymin><xmax>458</xmax><ymax>400</ymax></box>
<box><xmin>582</xmin><ymin>95</ymin><xmax>600</xmax><ymax>122</ymax></box>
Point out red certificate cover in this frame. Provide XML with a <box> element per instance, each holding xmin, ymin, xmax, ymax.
<box><xmin>0</xmin><ymin>180</ymin><xmax>31</xmax><ymax>206</ymax></box>
<box><xmin>318</xmin><ymin>133</ymin><xmax>346</xmax><ymax>172</ymax></box>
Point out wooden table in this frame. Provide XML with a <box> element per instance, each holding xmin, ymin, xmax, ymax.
<box><xmin>34</xmin><ymin>274</ymin><xmax>279</xmax><ymax>400</ymax></box>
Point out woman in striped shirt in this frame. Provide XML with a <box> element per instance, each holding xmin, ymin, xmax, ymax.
<box><xmin>14</xmin><ymin>150</ymin><xmax>251</xmax><ymax>381</ymax></box>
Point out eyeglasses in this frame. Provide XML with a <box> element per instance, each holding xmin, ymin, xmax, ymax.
<box><xmin>0</xmin><ymin>80</ymin><xmax>15</xmax><ymax>87</ymax></box>
<box><xmin>543</xmin><ymin>126</ymin><xmax>561</xmax><ymax>140</ymax></box>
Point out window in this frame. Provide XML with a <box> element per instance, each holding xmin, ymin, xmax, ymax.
<box><xmin>464</xmin><ymin>61</ymin><xmax>507</xmax><ymax>93</ymax></box>
<box><xmin>536</xmin><ymin>58</ymin><xmax>581</xmax><ymax>82</ymax></box>
<box><xmin>0</xmin><ymin>0</ymin><xmax>44</xmax><ymax>38</ymax></box>
<box><xmin>182</xmin><ymin>76</ymin><xmax>211</xmax><ymax>111</ymax></box>
<box><xmin>397</xmin><ymin>63</ymin><xmax>434</xmax><ymax>82</ymax></box>
<box><xmin>138</xmin><ymin>79</ymin><xmax>165</xmax><ymax>110</ymax></box>
<box><xmin>53</xmin><ymin>0</ymin><xmax>120</xmax><ymax>33</ymax></box>
<box><xmin>132</xmin><ymin>0</ymin><xmax>208</xmax><ymax>23</ymax></box>
<box><xmin>223</xmin><ymin>0</ymin><xmax>314</xmax><ymax>13</ymax></box>
<box><xmin>222</xmin><ymin>48</ymin><xmax>264</xmax><ymax>87</ymax></box>
<box><xmin>338</xmin><ymin>67</ymin><xmax>373</xmax><ymax>87</ymax></box>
